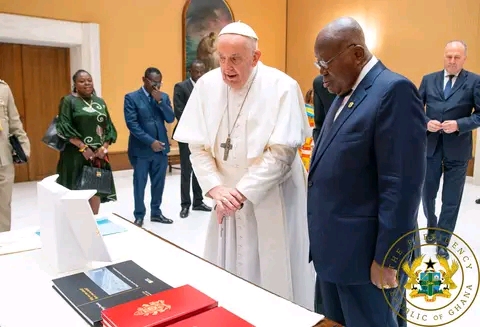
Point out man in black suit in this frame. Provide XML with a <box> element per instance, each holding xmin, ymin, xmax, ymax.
<box><xmin>173</xmin><ymin>60</ymin><xmax>212</xmax><ymax>218</ymax></box>
<box><xmin>312</xmin><ymin>75</ymin><xmax>336</xmax><ymax>141</ymax></box>
<box><xmin>419</xmin><ymin>40</ymin><xmax>480</xmax><ymax>258</ymax></box>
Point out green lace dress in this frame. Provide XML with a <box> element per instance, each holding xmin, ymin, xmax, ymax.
<box><xmin>56</xmin><ymin>94</ymin><xmax>117</xmax><ymax>202</ymax></box>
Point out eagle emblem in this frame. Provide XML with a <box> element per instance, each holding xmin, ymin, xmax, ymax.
<box><xmin>402</xmin><ymin>254</ymin><xmax>459</xmax><ymax>302</ymax></box>
<box><xmin>134</xmin><ymin>300</ymin><xmax>171</xmax><ymax>316</ymax></box>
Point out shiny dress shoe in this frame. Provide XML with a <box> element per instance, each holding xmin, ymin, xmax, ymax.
<box><xmin>476</xmin><ymin>198</ymin><xmax>480</xmax><ymax>204</ymax></box>
<box><xmin>437</xmin><ymin>247</ymin><xmax>450</xmax><ymax>259</ymax></box>
<box><xmin>192</xmin><ymin>203</ymin><xmax>212</xmax><ymax>212</ymax></box>
<box><xmin>151</xmin><ymin>214</ymin><xmax>173</xmax><ymax>224</ymax></box>
<box><xmin>133</xmin><ymin>219</ymin><xmax>143</xmax><ymax>227</ymax></box>
<box><xmin>180</xmin><ymin>207</ymin><xmax>189</xmax><ymax>218</ymax></box>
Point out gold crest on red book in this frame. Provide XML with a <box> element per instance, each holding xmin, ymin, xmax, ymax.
<box><xmin>134</xmin><ymin>300</ymin><xmax>172</xmax><ymax>316</ymax></box>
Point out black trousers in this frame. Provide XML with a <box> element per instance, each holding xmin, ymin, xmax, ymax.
<box><xmin>179</xmin><ymin>141</ymin><xmax>203</xmax><ymax>208</ymax></box>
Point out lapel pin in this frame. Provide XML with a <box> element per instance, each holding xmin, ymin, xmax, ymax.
<box><xmin>347</xmin><ymin>102</ymin><xmax>354</xmax><ymax>108</ymax></box>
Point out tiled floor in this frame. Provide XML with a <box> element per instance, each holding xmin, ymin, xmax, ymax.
<box><xmin>11</xmin><ymin>169</ymin><xmax>480</xmax><ymax>326</ymax></box>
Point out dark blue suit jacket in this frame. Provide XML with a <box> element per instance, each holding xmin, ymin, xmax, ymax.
<box><xmin>124</xmin><ymin>88</ymin><xmax>175</xmax><ymax>158</ymax></box>
<box><xmin>419</xmin><ymin>69</ymin><xmax>480</xmax><ymax>161</ymax></box>
<box><xmin>307</xmin><ymin>61</ymin><xmax>427</xmax><ymax>285</ymax></box>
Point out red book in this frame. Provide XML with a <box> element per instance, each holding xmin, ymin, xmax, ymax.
<box><xmin>101</xmin><ymin>285</ymin><xmax>217</xmax><ymax>327</ymax></box>
<box><xmin>168</xmin><ymin>307</ymin><xmax>254</xmax><ymax>327</ymax></box>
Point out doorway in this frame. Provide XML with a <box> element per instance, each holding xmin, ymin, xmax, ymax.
<box><xmin>0</xmin><ymin>43</ymin><xmax>71</xmax><ymax>182</ymax></box>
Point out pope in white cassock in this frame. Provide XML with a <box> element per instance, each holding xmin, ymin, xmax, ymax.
<box><xmin>173</xmin><ymin>22</ymin><xmax>315</xmax><ymax>310</ymax></box>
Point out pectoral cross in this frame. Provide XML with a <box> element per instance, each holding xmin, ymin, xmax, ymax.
<box><xmin>220</xmin><ymin>137</ymin><xmax>233</xmax><ymax>161</ymax></box>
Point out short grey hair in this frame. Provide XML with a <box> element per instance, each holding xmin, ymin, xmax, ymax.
<box><xmin>445</xmin><ymin>40</ymin><xmax>467</xmax><ymax>55</ymax></box>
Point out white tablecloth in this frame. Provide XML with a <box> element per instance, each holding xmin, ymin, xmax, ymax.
<box><xmin>0</xmin><ymin>214</ymin><xmax>323</xmax><ymax>327</ymax></box>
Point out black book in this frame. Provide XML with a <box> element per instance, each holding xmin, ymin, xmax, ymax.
<box><xmin>52</xmin><ymin>260</ymin><xmax>172</xmax><ymax>326</ymax></box>
<box><xmin>9</xmin><ymin>134</ymin><xmax>28</xmax><ymax>164</ymax></box>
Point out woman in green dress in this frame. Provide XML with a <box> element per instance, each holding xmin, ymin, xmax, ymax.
<box><xmin>56</xmin><ymin>69</ymin><xmax>117</xmax><ymax>214</ymax></box>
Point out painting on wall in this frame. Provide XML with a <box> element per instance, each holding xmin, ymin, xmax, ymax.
<box><xmin>182</xmin><ymin>0</ymin><xmax>234</xmax><ymax>79</ymax></box>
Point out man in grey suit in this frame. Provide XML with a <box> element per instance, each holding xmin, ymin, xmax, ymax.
<box><xmin>0</xmin><ymin>79</ymin><xmax>30</xmax><ymax>232</ymax></box>
<box><xmin>419</xmin><ymin>40</ymin><xmax>480</xmax><ymax>258</ymax></box>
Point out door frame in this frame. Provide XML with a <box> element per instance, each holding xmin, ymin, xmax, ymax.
<box><xmin>0</xmin><ymin>13</ymin><xmax>102</xmax><ymax>97</ymax></box>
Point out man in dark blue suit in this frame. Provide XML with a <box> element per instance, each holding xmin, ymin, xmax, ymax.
<box><xmin>311</xmin><ymin>74</ymin><xmax>337</xmax><ymax>315</ymax></box>
<box><xmin>124</xmin><ymin>67</ymin><xmax>175</xmax><ymax>227</ymax></box>
<box><xmin>307</xmin><ymin>17</ymin><xmax>426</xmax><ymax>327</ymax></box>
<box><xmin>419</xmin><ymin>40</ymin><xmax>480</xmax><ymax>258</ymax></box>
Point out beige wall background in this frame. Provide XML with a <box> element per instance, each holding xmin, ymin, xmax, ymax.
<box><xmin>0</xmin><ymin>0</ymin><xmax>287</xmax><ymax>151</ymax></box>
<box><xmin>1</xmin><ymin>0</ymin><xmax>479</xmax><ymax>153</ymax></box>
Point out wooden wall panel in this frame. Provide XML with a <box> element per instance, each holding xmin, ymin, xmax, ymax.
<box><xmin>20</xmin><ymin>44</ymin><xmax>71</xmax><ymax>181</ymax></box>
<box><xmin>0</xmin><ymin>43</ymin><xmax>29</xmax><ymax>182</ymax></box>
<box><xmin>0</xmin><ymin>43</ymin><xmax>70</xmax><ymax>182</ymax></box>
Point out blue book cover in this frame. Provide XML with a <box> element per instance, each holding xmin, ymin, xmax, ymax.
<box><xmin>36</xmin><ymin>217</ymin><xmax>127</xmax><ymax>237</ymax></box>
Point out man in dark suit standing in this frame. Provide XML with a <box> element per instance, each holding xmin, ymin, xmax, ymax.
<box><xmin>312</xmin><ymin>75</ymin><xmax>336</xmax><ymax>141</ymax></box>
<box><xmin>307</xmin><ymin>17</ymin><xmax>426</xmax><ymax>327</ymax></box>
<box><xmin>173</xmin><ymin>60</ymin><xmax>212</xmax><ymax>218</ymax></box>
<box><xmin>311</xmin><ymin>74</ymin><xmax>336</xmax><ymax>315</ymax></box>
<box><xmin>124</xmin><ymin>67</ymin><xmax>176</xmax><ymax>227</ymax></box>
<box><xmin>419</xmin><ymin>40</ymin><xmax>480</xmax><ymax>258</ymax></box>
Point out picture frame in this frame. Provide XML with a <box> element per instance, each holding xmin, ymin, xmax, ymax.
<box><xmin>182</xmin><ymin>0</ymin><xmax>235</xmax><ymax>79</ymax></box>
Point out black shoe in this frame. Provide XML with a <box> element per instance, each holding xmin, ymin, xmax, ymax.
<box><xmin>192</xmin><ymin>203</ymin><xmax>212</xmax><ymax>212</ymax></box>
<box><xmin>437</xmin><ymin>247</ymin><xmax>450</xmax><ymax>259</ymax></box>
<box><xmin>151</xmin><ymin>214</ymin><xmax>173</xmax><ymax>224</ymax></box>
<box><xmin>180</xmin><ymin>207</ymin><xmax>189</xmax><ymax>218</ymax></box>
<box><xmin>476</xmin><ymin>198</ymin><xmax>480</xmax><ymax>204</ymax></box>
<box><xmin>133</xmin><ymin>219</ymin><xmax>143</xmax><ymax>227</ymax></box>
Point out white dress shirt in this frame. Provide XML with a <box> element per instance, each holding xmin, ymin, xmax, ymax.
<box><xmin>443</xmin><ymin>70</ymin><xmax>458</xmax><ymax>89</ymax></box>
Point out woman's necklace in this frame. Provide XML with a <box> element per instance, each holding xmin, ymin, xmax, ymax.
<box><xmin>80</xmin><ymin>96</ymin><xmax>93</xmax><ymax>108</ymax></box>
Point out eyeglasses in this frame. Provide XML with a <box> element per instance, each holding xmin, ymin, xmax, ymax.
<box><xmin>314</xmin><ymin>44</ymin><xmax>358</xmax><ymax>70</ymax></box>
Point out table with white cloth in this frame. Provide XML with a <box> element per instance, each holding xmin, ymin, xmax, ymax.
<box><xmin>0</xmin><ymin>213</ymin><xmax>341</xmax><ymax>327</ymax></box>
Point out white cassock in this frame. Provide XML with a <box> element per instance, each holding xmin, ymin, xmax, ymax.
<box><xmin>173</xmin><ymin>61</ymin><xmax>315</xmax><ymax>310</ymax></box>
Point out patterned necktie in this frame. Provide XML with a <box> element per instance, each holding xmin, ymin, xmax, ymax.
<box><xmin>444</xmin><ymin>75</ymin><xmax>454</xmax><ymax>98</ymax></box>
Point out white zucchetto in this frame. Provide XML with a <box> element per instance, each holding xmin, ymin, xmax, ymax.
<box><xmin>218</xmin><ymin>21</ymin><xmax>258</xmax><ymax>40</ymax></box>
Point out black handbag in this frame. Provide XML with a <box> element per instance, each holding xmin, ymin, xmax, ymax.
<box><xmin>9</xmin><ymin>134</ymin><xmax>28</xmax><ymax>164</ymax></box>
<box><xmin>41</xmin><ymin>115</ymin><xmax>66</xmax><ymax>151</ymax></box>
<box><xmin>42</xmin><ymin>95</ymin><xmax>75</xmax><ymax>152</ymax></box>
<box><xmin>77</xmin><ymin>159</ymin><xmax>113</xmax><ymax>195</ymax></box>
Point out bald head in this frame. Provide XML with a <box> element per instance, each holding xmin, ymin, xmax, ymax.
<box><xmin>445</xmin><ymin>40</ymin><xmax>467</xmax><ymax>54</ymax></box>
<box><xmin>444</xmin><ymin>40</ymin><xmax>467</xmax><ymax>75</ymax></box>
<box><xmin>314</xmin><ymin>17</ymin><xmax>372</xmax><ymax>95</ymax></box>
<box><xmin>316</xmin><ymin>17</ymin><xmax>367</xmax><ymax>50</ymax></box>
